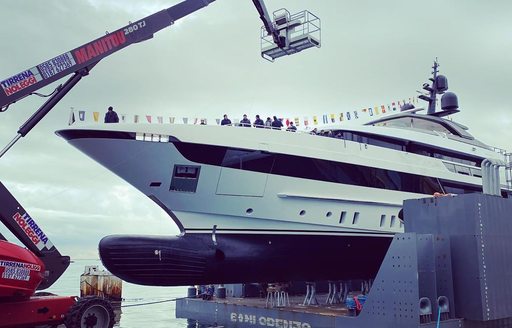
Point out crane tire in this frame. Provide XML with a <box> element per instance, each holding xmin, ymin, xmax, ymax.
<box><xmin>64</xmin><ymin>295</ymin><xmax>115</xmax><ymax>328</ymax></box>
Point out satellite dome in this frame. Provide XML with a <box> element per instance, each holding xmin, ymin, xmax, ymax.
<box><xmin>441</xmin><ymin>92</ymin><xmax>458</xmax><ymax>111</ymax></box>
<box><xmin>435</xmin><ymin>75</ymin><xmax>448</xmax><ymax>93</ymax></box>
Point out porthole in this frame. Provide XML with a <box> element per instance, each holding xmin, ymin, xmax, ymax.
<box><xmin>339</xmin><ymin>211</ymin><xmax>347</xmax><ymax>224</ymax></box>
<box><xmin>299</xmin><ymin>210</ymin><xmax>306</xmax><ymax>216</ymax></box>
<box><xmin>246</xmin><ymin>208</ymin><xmax>253</xmax><ymax>215</ymax></box>
<box><xmin>352</xmin><ymin>212</ymin><xmax>360</xmax><ymax>225</ymax></box>
<box><xmin>326</xmin><ymin>211</ymin><xmax>332</xmax><ymax>218</ymax></box>
<box><xmin>380</xmin><ymin>215</ymin><xmax>386</xmax><ymax>227</ymax></box>
<box><xmin>390</xmin><ymin>215</ymin><xmax>396</xmax><ymax>227</ymax></box>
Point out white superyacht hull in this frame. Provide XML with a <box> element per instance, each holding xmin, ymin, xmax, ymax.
<box><xmin>56</xmin><ymin>123</ymin><xmax>499</xmax><ymax>285</ymax></box>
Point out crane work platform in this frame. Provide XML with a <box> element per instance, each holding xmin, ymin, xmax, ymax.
<box><xmin>260</xmin><ymin>9</ymin><xmax>321</xmax><ymax>62</ymax></box>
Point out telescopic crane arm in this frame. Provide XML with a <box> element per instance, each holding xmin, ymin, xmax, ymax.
<box><xmin>0</xmin><ymin>0</ymin><xmax>221</xmax><ymax>158</ymax></box>
<box><xmin>0</xmin><ymin>0</ymin><xmax>217</xmax><ymax>111</ymax></box>
<box><xmin>0</xmin><ymin>0</ymin><xmax>289</xmax><ymax>111</ymax></box>
<box><xmin>252</xmin><ymin>0</ymin><xmax>285</xmax><ymax>48</ymax></box>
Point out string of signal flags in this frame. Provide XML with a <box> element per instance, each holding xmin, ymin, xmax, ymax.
<box><xmin>68</xmin><ymin>96</ymin><xmax>425</xmax><ymax>127</ymax></box>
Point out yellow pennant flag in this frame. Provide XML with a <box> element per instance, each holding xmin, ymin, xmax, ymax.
<box><xmin>93</xmin><ymin>112</ymin><xmax>99</xmax><ymax>122</ymax></box>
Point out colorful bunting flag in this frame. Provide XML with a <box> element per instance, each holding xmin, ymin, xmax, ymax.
<box><xmin>66</xmin><ymin>94</ymin><xmax>418</xmax><ymax>126</ymax></box>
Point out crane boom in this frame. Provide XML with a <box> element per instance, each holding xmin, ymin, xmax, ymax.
<box><xmin>0</xmin><ymin>0</ymin><xmax>317</xmax><ymax>158</ymax></box>
<box><xmin>0</xmin><ymin>0</ymin><xmax>216</xmax><ymax>110</ymax></box>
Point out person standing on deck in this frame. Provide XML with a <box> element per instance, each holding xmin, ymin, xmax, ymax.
<box><xmin>221</xmin><ymin>114</ymin><xmax>232</xmax><ymax>126</ymax></box>
<box><xmin>254</xmin><ymin>115</ymin><xmax>264</xmax><ymax>128</ymax></box>
<box><xmin>104</xmin><ymin>106</ymin><xmax>119</xmax><ymax>123</ymax></box>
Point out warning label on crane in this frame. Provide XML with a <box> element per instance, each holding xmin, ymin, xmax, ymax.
<box><xmin>0</xmin><ymin>68</ymin><xmax>43</xmax><ymax>97</ymax></box>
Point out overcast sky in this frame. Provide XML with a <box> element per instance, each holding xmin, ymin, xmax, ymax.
<box><xmin>1</xmin><ymin>0</ymin><xmax>511</xmax><ymax>259</ymax></box>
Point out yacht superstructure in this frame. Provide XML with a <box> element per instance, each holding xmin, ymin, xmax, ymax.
<box><xmin>56</xmin><ymin>62</ymin><xmax>511</xmax><ymax>286</ymax></box>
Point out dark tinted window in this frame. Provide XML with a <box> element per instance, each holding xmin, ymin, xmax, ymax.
<box><xmin>443</xmin><ymin>162</ymin><xmax>456</xmax><ymax>173</ymax></box>
<box><xmin>408</xmin><ymin>143</ymin><xmax>480</xmax><ymax>167</ymax></box>
<box><xmin>455</xmin><ymin>166</ymin><xmax>471</xmax><ymax>176</ymax></box>
<box><xmin>470</xmin><ymin>168</ymin><xmax>482</xmax><ymax>178</ymax></box>
<box><xmin>271</xmin><ymin>153</ymin><xmax>442</xmax><ymax>193</ymax></box>
<box><xmin>222</xmin><ymin>149</ymin><xmax>274</xmax><ymax>173</ymax></box>
<box><xmin>174</xmin><ymin>142</ymin><xmax>226</xmax><ymax>166</ymax></box>
<box><xmin>440</xmin><ymin>180</ymin><xmax>481</xmax><ymax>194</ymax></box>
<box><xmin>340</xmin><ymin>131</ymin><xmax>405</xmax><ymax>151</ymax></box>
<box><xmin>174</xmin><ymin>142</ymin><xmax>480</xmax><ymax>195</ymax></box>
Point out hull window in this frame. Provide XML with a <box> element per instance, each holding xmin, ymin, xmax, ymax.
<box><xmin>379</xmin><ymin>215</ymin><xmax>386</xmax><ymax>227</ymax></box>
<box><xmin>170</xmin><ymin>165</ymin><xmax>201</xmax><ymax>193</ymax></box>
<box><xmin>339</xmin><ymin>211</ymin><xmax>347</xmax><ymax>224</ymax></box>
<box><xmin>352</xmin><ymin>212</ymin><xmax>360</xmax><ymax>225</ymax></box>
<box><xmin>390</xmin><ymin>215</ymin><xmax>397</xmax><ymax>227</ymax></box>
